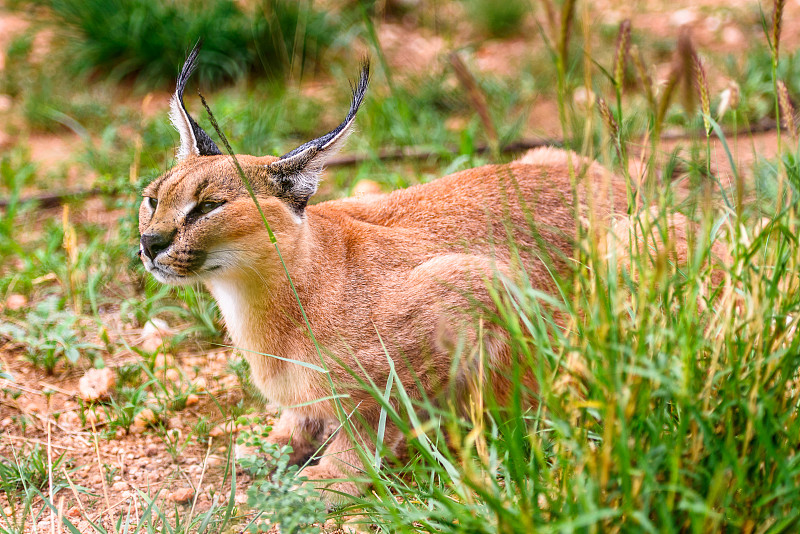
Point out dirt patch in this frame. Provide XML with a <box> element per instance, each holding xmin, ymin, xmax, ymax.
<box><xmin>0</xmin><ymin>11</ymin><xmax>90</xmax><ymax>181</ymax></box>
<box><xmin>0</xmin><ymin>340</ymin><xmax>269</xmax><ymax>532</ymax></box>
<box><xmin>378</xmin><ymin>22</ymin><xmax>448</xmax><ymax>77</ymax></box>
<box><xmin>595</xmin><ymin>0</ymin><xmax>772</xmax><ymax>53</ymax></box>
<box><xmin>0</xmin><ymin>11</ymin><xmax>29</xmax><ymax>72</ymax></box>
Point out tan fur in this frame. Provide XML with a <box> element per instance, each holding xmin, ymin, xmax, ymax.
<box><xmin>139</xmin><ymin>145</ymin><xmax>723</xmax><ymax>505</ymax></box>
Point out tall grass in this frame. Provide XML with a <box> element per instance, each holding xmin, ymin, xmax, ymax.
<box><xmin>307</xmin><ymin>6</ymin><xmax>797</xmax><ymax>534</ymax></box>
<box><xmin>332</xmin><ymin>142</ymin><xmax>799</xmax><ymax>532</ymax></box>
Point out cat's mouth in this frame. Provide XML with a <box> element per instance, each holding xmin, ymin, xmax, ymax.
<box><xmin>143</xmin><ymin>261</ymin><xmax>193</xmax><ymax>285</ymax></box>
<box><xmin>142</xmin><ymin>252</ymin><xmax>223</xmax><ymax>285</ymax></box>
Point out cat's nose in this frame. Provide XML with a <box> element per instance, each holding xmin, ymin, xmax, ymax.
<box><xmin>140</xmin><ymin>231</ymin><xmax>174</xmax><ymax>260</ymax></box>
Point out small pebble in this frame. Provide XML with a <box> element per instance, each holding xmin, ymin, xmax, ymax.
<box><xmin>59</xmin><ymin>410</ymin><xmax>81</xmax><ymax>429</ymax></box>
<box><xmin>141</xmin><ymin>318</ymin><xmax>171</xmax><ymax>352</ymax></box>
<box><xmin>168</xmin><ymin>416</ymin><xmax>183</xmax><ymax>429</ymax></box>
<box><xmin>165</xmin><ymin>368</ymin><xmax>180</xmax><ymax>382</ymax></box>
<box><xmin>129</xmin><ymin>421</ymin><xmax>148</xmax><ymax>434</ymax></box>
<box><xmin>193</xmin><ymin>377</ymin><xmax>207</xmax><ymax>391</ymax></box>
<box><xmin>170</xmin><ymin>487</ymin><xmax>194</xmax><ymax>503</ymax></box>
<box><xmin>5</xmin><ymin>293</ymin><xmax>27</xmax><ymax>310</ymax></box>
<box><xmin>134</xmin><ymin>408</ymin><xmax>157</xmax><ymax>425</ymax></box>
<box><xmin>79</xmin><ymin>368</ymin><xmax>116</xmax><ymax>402</ymax></box>
<box><xmin>0</xmin><ymin>94</ymin><xmax>13</xmax><ymax>113</ymax></box>
<box><xmin>209</xmin><ymin>423</ymin><xmax>234</xmax><ymax>437</ymax></box>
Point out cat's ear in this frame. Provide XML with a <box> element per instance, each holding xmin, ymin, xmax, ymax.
<box><xmin>169</xmin><ymin>41</ymin><xmax>222</xmax><ymax>160</ymax></box>
<box><xmin>265</xmin><ymin>60</ymin><xmax>370</xmax><ymax>212</ymax></box>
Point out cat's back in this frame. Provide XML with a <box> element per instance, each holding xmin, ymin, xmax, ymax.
<box><xmin>311</xmin><ymin>148</ymin><xmax>626</xmax><ymax>259</ymax></box>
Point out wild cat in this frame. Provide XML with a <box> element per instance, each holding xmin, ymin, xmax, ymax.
<box><xmin>138</xmin><ymin>43</ymin><xmax>716</xmax><ymax>505</ymax></box>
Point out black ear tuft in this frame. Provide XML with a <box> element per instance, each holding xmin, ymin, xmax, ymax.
<box><xmin>170</xmin><ymin>40</ymin><xmax>223</xmax><ymax>159</ymax></box>
<box><xmin>266</xmin><ymin>60</ymin><xmax>370</xmax><ymax>213</ymax></box>
<box><xmin>275</xmin><ymin>59</ymin><xmax>370</xmax><ymax>166</ymax></box>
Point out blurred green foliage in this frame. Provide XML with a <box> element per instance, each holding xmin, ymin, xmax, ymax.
<box><xmin>30</xmin><ymin>0</ymin><xmax>339</xmax><ymax>87</ymax></box>
<box><xmin>466</xmin><ymin>0</ymin><xmax>529</xmax><ymax>38</ymax></box>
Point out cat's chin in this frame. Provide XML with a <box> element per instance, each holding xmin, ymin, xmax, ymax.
<box><xmin>143</xmin><ymin>263</ymin><xmax>196</xmax><ymax>286</ymax></box>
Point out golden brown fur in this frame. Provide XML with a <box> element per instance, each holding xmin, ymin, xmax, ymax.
<box><xmin>140</xmin><ymin>50</ymin><xmax>729</xmax><ymax>508</ymax></box>
<box><xmin>139</xmin><ymin>145</ymin><xmax>636</xmax><ymax>503</ymax></box>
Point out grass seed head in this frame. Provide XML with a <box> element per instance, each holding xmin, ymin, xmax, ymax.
<box><xmin>773</xmin><ymin>0</ymin><xmax>786</xmax><ymax>57</ymax></box>
<box><xmin>613</xmin><ymin>19</ymin><xmax>632</xmax><ymax>91</ymax></box>
<box><xmin>597</xmin><ymin>97</ymin><xmax>619</xmax><ymax>138</ymax></box>
<box><xmin>558</xmin><ymin>0</ymin><xmax>576</xmax><ymax>65</ymax></box>
<box><xmin>777</xmin><ymin>80</ymin><xmax>797</xmax><ymax>142</ymax></box>
<box><xmin>692</xmin><ymin>49</ymin><xmax>711</xmax><ymax>134</ymax></box>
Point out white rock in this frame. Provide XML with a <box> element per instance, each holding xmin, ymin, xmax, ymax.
<box><xmin>670</xmin><ymin>8</ymin><xmax>697</xmax><ymax>27</ymax></box>
<box><xmin>5</xmin><ymin>293</ymin><xmax>27</xmax><ymax>310</ymax></box>
<box><xmin>79</xmin><ymin>368</ymin><xmax>116</xmax><ymax>402</ymax></box>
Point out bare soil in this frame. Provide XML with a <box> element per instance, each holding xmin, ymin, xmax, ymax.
<box><xmin>0</xmin><ymin>331</ymin><xmax>267</xmax><ymax>531</ymax></box>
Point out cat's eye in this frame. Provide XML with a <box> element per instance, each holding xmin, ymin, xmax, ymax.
<box><xmin>145</xmin><ymin>197</ymin><xmax>157</xmax><ymax>210</ymax></box>
<box><xmin>196</xmin><ymin>200</ymin><xmax>224</xmax><ymax>215</ymax></box>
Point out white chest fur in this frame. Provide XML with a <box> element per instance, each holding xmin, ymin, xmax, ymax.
<box><xmin>207</xmin><ymin>278</ymin><xmax>320</xmax><ymax>408</ymax></box>
<box><xmin>208</xmin><ymin>278</ymin><xmax>255</xmax><ymax>349</ymax></box>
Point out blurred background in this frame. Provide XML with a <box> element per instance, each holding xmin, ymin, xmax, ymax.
<box><xmin>0</xmin><ymin>0</ymin><xmax>798</xmax><ymax>531</ymax></box>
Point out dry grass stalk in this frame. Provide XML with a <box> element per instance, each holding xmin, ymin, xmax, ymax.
<box><xmin>47</xmin><ymin>410</ymin><xmax>55</xmax><ymax>534</ymax></box>
<box><xmin>631</xmin><ymin>44</ymin><xmax>655</xmax><ymax>110</ymax></box>
<box><xmin>90</xmin><ymin>419</ymin><xmax>116</xmax><ymax>534</ymax></box>
<box><xmin>613</xmin><ymin>20</ymin><xmax>632</xmax><ymax>90</ymax></box>
<box><xmin>777</xmin><ymin>80</ymin><xmax>797</xmax><ymax>142</ymax></box>
<box><xmin>62</xmin><ymin>466</ymin><xmax>89</xmax><ymax>519</ymax></box>
<box><xmin>558</xmin><ymin>0</ymin><xmax>576</xmax><ymax>67</ymax></box>
<box><xmin>677</xmin><ymin>29</ymin><xmax>697</xmax><ymax>114</ymax></box>
<box><xmin>539</xmin><ymin>0</ymin><xmax>558</xmax><ymax>45</ymax></box>
<box><xmin>62</xmin><ymin>205</ymin><xmax>79</xmax><ymax>313</ymax></box>
<box><xmin>449</xmin><ymin>52</ymin><xmax>499</xmax><ymax>153</ymax></box>
<box><xmin>656</xmin><ymin>63</ymin><xmax>682</xmax><ymax>134</ymax></box>
<box><xmin>186</xmin><ymin>436</ymin><xmax>214</xmax><ymax>527</ymax></box>
<box><xmin>56</xmin><ymin>496</ymin><xmax>65</xmax><ymax>534</ymax></box>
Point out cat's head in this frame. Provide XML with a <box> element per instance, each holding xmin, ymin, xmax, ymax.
<box><xmin>138</xmin><ymin>42</ymin><xmax>369</xmax><ymax>285</ymax></box>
